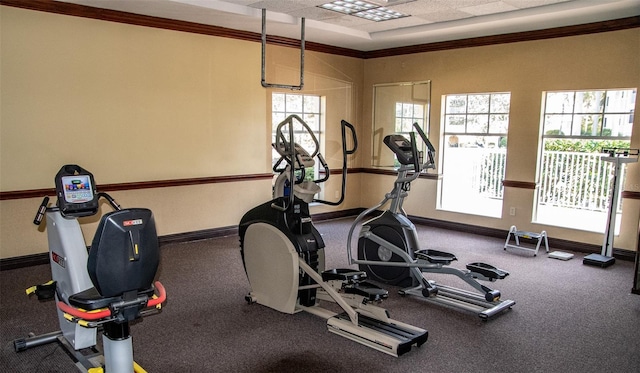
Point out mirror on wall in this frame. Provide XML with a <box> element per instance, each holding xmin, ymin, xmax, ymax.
<box><xmin>371</xmin><ymin>80</ymin><xmax>431</xmax><ymax>168</ymax></box>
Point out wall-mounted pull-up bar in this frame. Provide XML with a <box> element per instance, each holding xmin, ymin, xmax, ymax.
<box><xmin>261</xmin><ymin>8</ymin><xmax>305</xmax><ymax>90</ymax></box>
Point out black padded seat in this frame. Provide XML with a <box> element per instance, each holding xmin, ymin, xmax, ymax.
<box><xmin>68</xmin><ymin>286</ymin><xmax>156</xmax><ymax>311</ymax></box>
<box><xmin>87</xmin><ymin>208</ymin><xmax>159</xmax><ymax>298</ymax></box>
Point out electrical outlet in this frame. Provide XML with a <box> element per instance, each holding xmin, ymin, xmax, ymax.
<box><xmin>509</xmin><ymin>207</ymin><xmax>516</xmax><ymax>216</ymax></box>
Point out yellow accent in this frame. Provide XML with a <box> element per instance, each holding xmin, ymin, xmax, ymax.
<box><xmin>78</xmin><ymin>320</ymin><xmax>90</xmax><ymax>327</ymax></box>
<box><xmin>25</xmin><ymin>280</ymin><xmax>56</xmax><ymax>295</ymax></box>
<box><xmin>87</xmin><ymin>367</ymin><xmax>104</xmax><ymax>373</ymax></box>
<box><xmin>133</xmin><ymin>361</ymin><xmax>148</xmax><ymax>373</ymax></box>
<box><xmin>135</xmin><ymin>244</ymin><xmax>139</xmax><ymax>255</ymax></box>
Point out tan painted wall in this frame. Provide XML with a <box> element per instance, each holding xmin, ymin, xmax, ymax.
<box><xmin>361</xmin><ymin>29</ymin><xmax>640</xmax><ymax>251</ymax></box>
<box><xmin>0</xmin><ymin>6</ymin><xmax>638</xmax><ymax>259</ymax></box>
<box><xmin>0</xmin><ymin>7</ymin><xmax>363</xmax><ymax>258</ymax></box>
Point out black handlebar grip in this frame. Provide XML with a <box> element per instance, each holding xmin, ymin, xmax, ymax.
<box><xmin>341</xmin><ymin>120</ymin><xmax>358</xmax><ymax>154</ymax></box>
<box><xmin>33</xmin><ymin>196</ymin><xmax>50</xmax><ymax>225</ymax></box>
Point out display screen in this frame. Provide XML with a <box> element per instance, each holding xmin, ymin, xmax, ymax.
<box><xmin>61</xmin><ymin>175</ymin><xmax>94</xmax><ymax>203</ymax></box>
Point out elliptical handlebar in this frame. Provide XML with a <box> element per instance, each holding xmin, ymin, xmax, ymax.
<box><xmin>270</xmin><ymin>115</ymin><xmax>358</xmax><ymax>209</ymax></box>
<box><xmin>271</xmin><ymin>115</ymin><xmax>318</xmax><ymax>211</ymax></box>
<box><xmin>313</xmin><ymin>119</ymin><xmax>358</xmax><ymax>206</ymax></box>
<box><xmin>412</xmin><ymin>122</ymin><xmax>436</xmax><ymax>171</ymax></box>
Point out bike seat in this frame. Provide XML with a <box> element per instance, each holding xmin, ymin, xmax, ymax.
<box><xmin>68</xmin><ymin>286</ymin><xmax>156</xmax><ymax>311</ymax></box>
<box><xmin>415</xmin><ymin>249</ymin><xmax>457</xmax><ymax>264</ymax></box>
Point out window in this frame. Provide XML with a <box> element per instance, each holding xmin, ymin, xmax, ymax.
<box><xmin>395</xmin><ymin>102</ymin><xmax>425</xmax><ymax>133</ymax></box>
<box><xmin>535</xmin><ymin>89</ymin><xmax>636</xmax><ymax>232</ymax></box>
<box><xmin>271</xmin><ymin>92</ymin><xmax>324</xmax><ymax>180</ymax></box>
<box><xmin>439</xmin><ymin>92</ymin><xmax>511</xmax><ymax>217</ymax></box>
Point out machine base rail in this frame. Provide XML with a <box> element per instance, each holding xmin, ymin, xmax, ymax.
<box><xmin>15</xmin><ymin>331</ymin><xmax>103</xmax><ymax>372</ymax></box>
<box><xmin>327</xmin><ymin>312</ymin><xmax>428</xmax><ymax>357</ymax></box>
<box><xmin>401</xmin><ymin>282</ymin><xmax>515</xmax><ymax>320</ymax></box>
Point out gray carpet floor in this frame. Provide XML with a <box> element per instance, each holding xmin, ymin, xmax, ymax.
<box><xmin>1</xmin><ymin>217</ymin><xmax>639</xmax><ymax>372</ymax></box>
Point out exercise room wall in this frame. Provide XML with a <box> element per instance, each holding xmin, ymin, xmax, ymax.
<box><xmin>0</xmin><ymin>6</ymin><xmax>364</xmax><ymax>259</ymax></box>
<box><xmin>361</xmin><ymin>28</ymin><xmax>640</xmax><ymax>251</ymax></box>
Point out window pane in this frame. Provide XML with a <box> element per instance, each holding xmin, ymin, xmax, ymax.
<box><xmin>402</xmin><ymin>103</ymin><xmax>413</xmax><ymax>118</ymax></box>
<box><xmin>577</xmin><ymin>114</ymin><xmax>603</xmax><ymax>136</ymax></box>
<box><xmin>395</xmin><ymin>103</ymin><xmax>403</xmax><ymax>117</ymax></box>
<box><xmin>605</xmin><ymin>89</ymin><xmax>637</xmax><ymax>112</ymax></box>
<box><xmin>446</xmin><ymin>95</ymin><xmax>467</xmax><ymax>114</ymax></box>
<box><xmin>401</xmin><ymin>118</ymin><xmax>413</xmax><ymax>133</ymax></box>
<box><xmin>414</xmin><ymin>105</ymin><xmax>424</xmax><ymax>118</ymax></box>
<box><xmin>574</xmin><ymin>91</ymin><xmax>605</xmax><ymax>113</ymax></box>
<box><xmin>545</xmin><ymin>92</ymin><xmax>574</xmax><ymax>114</ymax></box>
<box><xmin>467</xmin><ymin>114</ymin><xmax>489</xmax><ymax>133</ymax></box>
<box><xmin>272</xmin><ymin>112</ymin><xmax>286</xmax><ymax>129</ymax></box>
<box><xmin>491</xmin><ymin>94</ymin><xmax>511</xmax><ymax>113</ymax></box>
<box><xmin>489</xmin><ymin>114</ymin><xmax>509</xmax><ymax>134</ymax></box>
<box><xmin>603</xmin><ymin>114</ymin><xmax>634</xmax><ymax>137</ymax></box>
<box><xmin>467</xmin><ymin>94</ymin><xmax>489</xmax><ymax>113</ymax></box>
<box><xmin>286</xmin><ymin>94</ymin><xmax>302</xmax><ymax>112</ymax></box>
<box><xmin>445</xmin><ymin>115</ymin><xmax>466</xmax><ymax>133</ymax></box>
<box><xmin>544</xmin><ymin>114</ymin><xmax>572</xmax><ymax>136</ymax></box>
<box><xmin>272</xmin><ymin>93</ymin><xmax>285</xmax><ymax>112</ymax></box>
<box><xmin>303</xmin><ymin>96</ymin><xmax>319</xmax><ymax>113</ymax></box>
<box><xmin>303</xmin><ymin>113</ymin><xmax>319</xmax><ymax>132</ymax></box>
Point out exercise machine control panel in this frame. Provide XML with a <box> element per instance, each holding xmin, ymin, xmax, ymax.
<box><xmin>55</xmin><ymin>165</ymin><xmax>99</xmax><ymax>217</ymax></box>
<box><xmin>383</xmin><ymin>134</ymin><xmax>418</xmax><ymax>166</ymax></box>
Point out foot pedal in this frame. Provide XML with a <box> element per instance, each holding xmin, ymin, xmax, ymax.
<box><xmin>26</xmin><ymin>281</ymin><xmax>57</xmax><ymax>301</ymax></box>
<box><xmin>467</xmin><ymin>262</ymin><xmax>508</xmax><ymax>280</ymax></box>
<box><xmin>344</xmin><ymin>281</ymin><xmax>388</xmax><ymax>302</ymax></box>
<box><xmin>415</xmin><ymin>249</ymin><xmax>457</xmax><ymax>264</ymax></box>
<box><xmin>322</xmin><ymin>268</ymin><xmax>367</xmax><ymax>283</ymax></box>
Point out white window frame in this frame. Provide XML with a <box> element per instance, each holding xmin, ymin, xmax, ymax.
<box><xmin>534</xmin><ymin>88</ymin><xmax>636</xmax><ymax>232</ymax></box>
<box><xmin>439</xmin><ymin>92</ymin><xmax>511</xmax><ymax>218</ymax></box>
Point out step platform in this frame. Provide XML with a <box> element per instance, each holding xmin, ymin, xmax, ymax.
<box><xmin>504</xmin><ymin>225</ymin><xmax>549</xmax><ymax>256</ymax></box>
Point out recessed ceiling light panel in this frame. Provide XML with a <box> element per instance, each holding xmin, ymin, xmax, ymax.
<box><xmin>319</xmin><ymin>0</ymin><xmax>410</xmax><ymax>22</ymax></box>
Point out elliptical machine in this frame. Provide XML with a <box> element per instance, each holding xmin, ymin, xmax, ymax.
<box><xmin>348</xmin><ymin>124</ymin><xmax>515</xmax><ymax>320</ymax></box>
<box><xmin>14</xmin><ymin>165</ymin><xmax>167</xmax><ymax>373</ymax></box>
<box><xmin>239</xmin><ymin>115</ymin><xmax>427</xmax><ymax>357</ymax></box>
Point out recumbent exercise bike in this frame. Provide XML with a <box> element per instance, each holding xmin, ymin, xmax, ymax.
<box><xmin>14</xmin><ymin>165</ymin><xmax>167</xmax><ymax>373</ymax></box>
<box><xmin>347</xmin><ymin>124</ymin><xmax>515</xmax><ymax>320</ymax></box>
